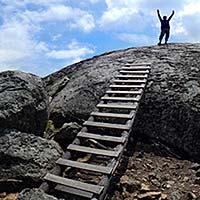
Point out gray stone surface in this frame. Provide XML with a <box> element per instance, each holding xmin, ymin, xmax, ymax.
<box><xmin>17</xmin><ymin>188</ymin><xmax>61</xmax><ymax>200</ymax></box>
<box><xmin>44</xmin><ymin>121</ymin><xmax>81</xmax><ymax>149</ymax></box>
<box><xmin>44</xmin><ymin>43</ymin><xmax>200</xmax><ymax>161</ymax></box>
<box><xmin>0</xmin><ymin>129</ymin><xmax>63</xmax><ymax>192</ymax></box>
<box><xmin>0</xmin><ymin>70</ymin><xmax>48</xmax><ymax>136</ymax></box>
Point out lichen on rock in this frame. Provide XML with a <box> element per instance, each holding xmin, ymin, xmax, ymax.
<box><xmin>0</xmin><ymin>129</ymin><xmax>63</xmax><ymax>192</ymax></box>
<box><xmin>0</xmin><ymin>71</ymin><xmax>49</xmax><ymax>136</ymax></box>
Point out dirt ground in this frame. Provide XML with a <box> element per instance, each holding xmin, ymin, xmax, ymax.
<box><xmin>107</xmin><ymin>137</ymin><xmax>200</xmax><ymax>200</ymax></box>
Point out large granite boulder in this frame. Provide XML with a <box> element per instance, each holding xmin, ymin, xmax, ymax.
<box><xmin>44</xmin><ymin>43</ymin><xmax>200</xmax><ymax>161</ymax></box>
<box><xmin>0</xmin><ymin>71</ymin><xmax>48</xmax><ymax>136</ymax></box>
<box><xmin>0</xmin><ymin>129</ymin><xmax>63</xmax><ymax>192</ymax></box>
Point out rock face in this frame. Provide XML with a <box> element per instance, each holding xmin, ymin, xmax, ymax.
<box><xmin>17</xmin><ymin>189</ymin><xmax>61</xmax><ymax>200</ymax></box>
<box><xmin>0</xmin><ymin>71</ymin><xmax>48</xmax><ymax>136</ymax></box>
<box><xmin>44</xmin><ymin>43</ymin><xmax>200</xmax><ymax>161</ymax></box>
<box><xmin>0</xmin><ymin>129</ymin><xmax>63</xmax><ymax>192</ymax></box>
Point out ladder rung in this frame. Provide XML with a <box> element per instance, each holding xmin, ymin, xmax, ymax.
<box><xmin>106</xmin><ymin>90</ymin><xmax>142</xmax><ymax>95</ymax></box>
<box><xmin>44</xmin><ymin>173</ymin><xmax>104</xmax><ymax>194</ymax></box>
<box><xmin>109</xmin><ymin>84</ymin><xmax>145</xmax><ymax>89</ymax></box>
<box><xmin>121</xmin><ymin>66</ymin><xmax>151</xmax><ymax>70</ymax></box>
<box><xmin>125</xmin><ymin>63</ymin><xmax>151</xmax><ymax>66</ymax></box>
<box><xmin>101</xmin><ymin>96</ymin><xmax>140</xmax><ymax>102</ymax></box>
<box><xmin>97</xmin><ymin>103</ymin><xmax>137</xmax><ymax>109</ymax></box>
<box><xmin>120</xmin><ymin>70</ymin><xmax>149</xmax><ymax>74</ymax></box>
<box><xmin>56</xmin><ymin>158</ymin><xmax>113</xmax><ymax>174</ymax></box>
<box><xmin>112</xmin><ymin>79</ymin><xmax>146</xmax><ymax>84</ymax></box>
<box><xmin>77</xmin><ymin>131</ymin><xmax>126</xmax><ymax>143</ymax></box>
<box><xmin>116</xmin><ymin>75</ymin><xmax>148</xmax><ymax>79</ymax></box>
<box><xmin>55</xmin><ymin>185</ymin><xmax>93</xmax><ymax>199</ymax></box>
<box><xmin>84</xmin><ymin>121</ymin><xmax>130</xmax><ymax>130</ymax></box>
<box><xmin>91</xmin><ymin>111</ymin><xmax>135</xmax><ymax>118</ymax></box>
<box><xmin>68</xmin><ymin>144</ymin><xmax>122</xmax><ymax>157</ymax></box>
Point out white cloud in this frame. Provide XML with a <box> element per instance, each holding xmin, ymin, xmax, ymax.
<box><xmin>98</xmin><ymin>2</ymin><xmax>138</xmax><ymax>29</ymax></box>
<box><xmin>170</xmin><ymin>1</ymin><xmax>200</xmax><ymax>42</ymax></box>
<box><xmin>47</xmin><ymin>40</ymin><xmax>95</xmax><ymax>60</ymax></box>
<box><xmin>0</xmin><ymin>20</ymin><xmax>48</xmax><ymax>68</ymax></box>
<box><xmin>0</xmin><ymin>1</ymin><xmax>96</xmax><ymax>74</ymax></box>
<box><xmin>1</xmin><ymin>2</ymin><xmax>95</xmax><ymax>33</ymax></box>
<box><xmin>98</xmin><ymin>0</ymin><xmax>200</xmax><ymax>43</ymax></box>
<box><xmin>1</xmin><ymin>0</ymin><xmax>200</xmax><ymax>76</ymax></box>
<box><xmin>52</xmin><ymin>34</ymin><xmax>62</xmax><ymax>41</ymax></box>
<box><xmin>17</xmin><ymin>5</ymin><xmax>95</xmax><ymax>32</ymax></box>
<box><xmin>179</xmin><ymin>1</ymin><xmax>200</xmax><ymax>16</ymax></box>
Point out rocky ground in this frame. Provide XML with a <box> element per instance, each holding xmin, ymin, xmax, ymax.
<box><xmin>1</xmin><ymin>139</ymin><xmax>200</xmax><ymax>200</ymax></box>
<box><xmin>108</xmin><ymin>137</ymin><xmax>200</xmax><ymax>200</ymax></box>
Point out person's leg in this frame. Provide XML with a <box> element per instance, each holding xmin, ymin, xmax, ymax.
<box><xmin>165</xmin><ymin>29</ymin><xmax>170</xmax><ymax>44</ymax></box>
<box><xmin>158</xmin><ymin>30</ymin><xmax>164</xmax><ymax>45</ymax></box>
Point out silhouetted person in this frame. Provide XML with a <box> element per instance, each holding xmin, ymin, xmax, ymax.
<box><xmin>157</xmin><ymin>9</ymin><xmax>174</xmax><ymax>45</ymax></box>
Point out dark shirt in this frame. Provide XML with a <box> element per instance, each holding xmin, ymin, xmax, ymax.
<box><xmin>160</xmin><ymin>19</ymin><xmax>170</xmax><ymax>29</ymax></box>
<box><xmin>157</xmin><ymin>11</ymin><xmax>174</xmax><ymax>30</ymax></box>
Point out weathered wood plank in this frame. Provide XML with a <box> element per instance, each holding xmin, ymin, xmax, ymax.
<box><xmin>56</xmin><ymin>158</ymin><xmax>113</xmax><ymax>174</ymax></box>
<box><xmin>91</xmin><ymin>111</ymin><xmax>134</xmax><ymax>118</ymax></box>
<box><xmin>77</xmin><ymin>131</ymin><xmax>126</xmax><ymax>143</ymax></box>
<box><xmin>55</xmin><ymin>185</ymin><xmax>94</xmax><ymax>198</ymax></box>
<box><xmin>68</xmin><ymin>144</ymin><xmax>121</xmax><ymax>157</ymax></box>
<box><xmin>121</xmin><ymin>66</ymin><xmax>151</xmax><ymax>70</ymax></box>
<box><xmin>112</xmin><ymin>79</ymin><xmax>146</xmax><ymax>83</ymax></box>
<box><xmin>101</xmin><ymin>96</ymin><xmax>140</xmax><ymax>102</ymax></box>
<box><xmin>44</xmin><ymin>173</ymin><xmax>104</xmax><ymax>194</ymax></box>
<box><xmin>106</xmin><ymin>90</ymin><xmax>142</xmax><ymax>95</ymax></box>
<box><xmin>116</xmin><ymin>74</ymin><xmax>148</xmax><ymax>78</ymax></box>
<box><xmin>97</xmin><ymin>103</ymin><xmax>137</xmax><ymax>109</ymax></box>
<box><xmin>84</xmin><ymin>121</ymin><xmax>130</xmax><ymax>130</ymax></box>
<box><xmin>109</xmin><ymin>84</ymin><xmax>145</xmax><ymax>88</ymax></box>
<box><xmin>125</xmin><ymin>63</ymin><xmax>151</xmax><ymax>66</ymax></box>
<box><xmin>120</xmin><ymin>70</ymin><xmax>149</xmax><ymax>74</ymax></box>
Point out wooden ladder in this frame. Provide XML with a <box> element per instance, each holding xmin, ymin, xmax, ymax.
<box><xmin>41</xmin><ymin>62</ymin><xmax>151</xmax><ymax>200</ymax></box>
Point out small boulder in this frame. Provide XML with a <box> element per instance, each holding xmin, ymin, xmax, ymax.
<box><xmin>45</xmin><ymin>121</ymin><xmax>81</xmax><ymax>149</ymax></box>
<box><xmin>54</xmin><ymin>122</ymin><xmax>81</xmax><ymax>149</ymax></box>
<box><xmin>0</xmin><ymin>129</ymin><xmax>63</xmax><ymax>192</ymax></box>
<box><xmin>0</xmin><ymin>71</ymin><xmax>48</xmax><ymax>136</ymax></box>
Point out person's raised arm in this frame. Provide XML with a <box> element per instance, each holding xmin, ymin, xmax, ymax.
<box><xmin>168</xmin><ymin>10</ymin><xmax>175</xmax><ymax>21</ymax></box>
<box><xmin>157</xmin><ymin>9</ymin><xmax>162</xmax><ymax>21</ymax></box>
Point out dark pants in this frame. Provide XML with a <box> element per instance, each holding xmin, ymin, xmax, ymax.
<box><xmin>159</xmin><ymin>28</ymin><xmax>170</xmax><ymax>43</ymax></box>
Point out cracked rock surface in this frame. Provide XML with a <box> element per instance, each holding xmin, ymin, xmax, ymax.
<box><xmin>0</xmin><ymin>129</ymin><xmax>63</xmax><ymax>192</ymax></box>
<box><xmin>0</xmin><ymin>71</ymin><xmax>48</xmax><ymax>136</ymax></box>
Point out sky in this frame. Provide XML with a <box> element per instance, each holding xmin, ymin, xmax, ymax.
<box><xmin>0</xmin><ymin>0</ymin><xmax>200</xmax><ymax>77</ymax></box>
